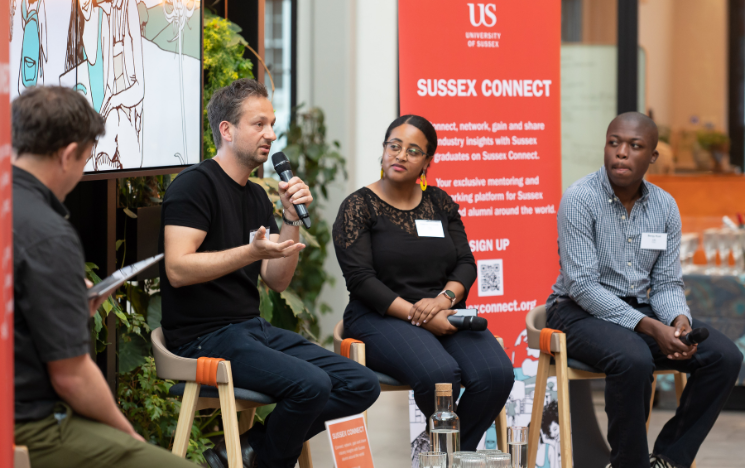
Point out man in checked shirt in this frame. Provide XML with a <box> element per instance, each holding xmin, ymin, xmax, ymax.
<box><xmin>547</xmin><ymin>112</ymin><xmax>741</xmax><ymax>468</ymax></box>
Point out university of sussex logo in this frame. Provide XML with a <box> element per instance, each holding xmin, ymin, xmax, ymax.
<box><xmin>467</xmin><ymin>3</ymin><xmax>497</xmax><ymax>27</ymax></box>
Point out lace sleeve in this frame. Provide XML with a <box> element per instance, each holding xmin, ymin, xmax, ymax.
<box><xmin>333</xmin><ymin>191</ymin><xmax>372</xmax><ymax>249</ymax></box>
<box><xmin>429</xmin><ymin>186</ymin><xmax>461</xmax><ymax>220</ymax></box>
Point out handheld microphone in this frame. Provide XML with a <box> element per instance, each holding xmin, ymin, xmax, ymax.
<box><xmin>271</xmin><ymin>152</ymin><xmax>311</xmax><ymax>229</ymax></box>
<box><xmin>447</xmin><ymin>316</ymin><xmax>488</xmax><ymax>331</ymax></box>
<box><xmin>680</xmin><ymin>327</ymin><xmax>709</xmax><ymax>346</ymax></box>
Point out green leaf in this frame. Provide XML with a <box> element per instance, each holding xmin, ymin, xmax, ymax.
<box><xmin>118</xmin><ymin>334</ymin><xmax>149</xmax><ymax>374</ymax></box>
<box><xmin>116</xmin><ymin>240</ymin><xmax>125</xmax><ymax>251</ymax></box>
<box><xmin>147</xmin><ymin>295</ymin><xmax>162</xmax><ymax>330</ymax></box>
<box><xmin>258</xmin><ymin>283</ymin><xmax>273</xmax><ymax>323</ymax></box>
<box><xmin>93</xmin><ymin>309</ymin><xmax>103</xmax><ymax>333</ymax></box>
<box><xmin>123</xmin><ymin>207</ymin><xmax>138</xmax><ymax>218</ymax></box>
<box><xmin>280</xmin><ymin>289</ymin><xmax>306</xmax><ymax>317</ymax></box>
<box><xmin>115</xmin><ymin>309</ymin><xmax>131</xmax><ymax>328</ymax></box>
<box><xmin>254</xmin><ymin>404</ymin><xmax>276</xmax><ymax>424</ymax></box>
<box><xmin>300</xmin><ymin>228</ymin><xmax>320</xmax><ymax>248</ymax></box>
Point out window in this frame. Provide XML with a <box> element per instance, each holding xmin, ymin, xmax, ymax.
<box><xmin>265</xmin><ymin>0</ymin><xmax>294</xmax><ymax>158</ymax></box>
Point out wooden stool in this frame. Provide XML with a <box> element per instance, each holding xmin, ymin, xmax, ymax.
<box><xmin>525</xmin><ymin>305</ymin><xmax>695</xmax><ymax>468</ymax></box>
<box><xmin>332</xmin><ymin>320</ymin><xmax>510</xmax><ymax>452</ymax></box>
<box><xmin>152</xmin><ymin>328</ymin><xmax>313</xmax><ymax>468</ymax></box>
<box><xmin>14</xmin><ymin>445</ymin><xmax>30</xmax><ymax>468</ymax></box>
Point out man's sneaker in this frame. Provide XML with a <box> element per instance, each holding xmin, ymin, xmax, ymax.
<box><xmin>650</xmin><ymin>454</ymin><xmax>675</xmax><ymax>468</ymax></box>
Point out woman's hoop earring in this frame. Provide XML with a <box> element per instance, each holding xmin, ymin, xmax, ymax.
<box><xmin>420</xmin><ymin>171</ymin><xmax>428</xmax><ymax>191</ymax></box>
<box><xmin>380</xmin><ymin>168</ymin><xmax>384</xmax><ymax>179</ymax></box>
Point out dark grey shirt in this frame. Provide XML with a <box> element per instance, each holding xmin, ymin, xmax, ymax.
<box><xmin>13</xmin><ymin>166</ymin><xmax>90</xmax><ymax>422</ymax></box>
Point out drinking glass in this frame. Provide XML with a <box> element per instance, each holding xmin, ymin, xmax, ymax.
<box><xmin>687</xmin><ymin>234</ymin><xmax>700</xmax><ymax>272</ymax></box>
<box><xmin>703</xmin><ymin>228</ymin><xmax>719</xmax><ymax>274</ymax></box>
<box><xmin>456</xmin><ymin>453</ymin><xmax>486</xmax><ymax>468</ymax></box>
<box><xmin>732</xmin><ymin>231</ymin><xmax>745</xmax><ymax>274</ymax></box>
<box><xmin>453</xmin><ymin>452</ymin><xmax>481</xmax><ymax>467</ymax></box>
<box><xmin>507</xmin><ymin>427</ymin><xmax>529</xmax><ymax>468</ymax></box>
<box><xmin>737</xmin><ymin>231</ymin><xmax>745</xmax><ymax>274</ymax></box>
<box><xmin>483</xmin><ymin>451</ymin><xmax>511</xmax><ymax>467</ymax></box>
<box><xmin>717</xmin><ymin>229</ymin><xmax>735</xmax><ymax>274</ymax></box>
<box><xmin>680</xmin><ymin>233</ymin><xmax>699</xmax><ymax>273</ymax></box>
<box><xmin>419</xmin><ymin>451</ymin><xmax>447</xmax><ymax>468</ymax></box>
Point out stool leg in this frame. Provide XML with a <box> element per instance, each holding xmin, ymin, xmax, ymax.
<box><xmin>238</xmin><ymin>408</ymin><xmax>256</xmax><ymax>435</ymax></box>
<box><xmin>647</xmin><ymin>375</ymin><xmax>657</xmax><ymax>433</ymax></box>
<box><xmin>494</xmin><ymin>336</ymin><xmax>508</xmax><ymax>452</ymax></box>
<box><xmin>528</xmin><ymin>352</ymin><xmax>551</xmax><ymax>468</ymax></box>
<box><xmin>554</xmin><ymin>335</ymin><xmax>573</xmax><ymax>468</ymax></box>
<box><xmin>349</xmin><ymin>342</ymin><xmax>369</xmax><ymax>425</ymax></box>
<box><xmin>495</xmin><ymin>407</ymin><xmax>508</xmax><ymax>453</ymax></box>
<box><xmin>172</xmin><ymin>382</ymin><xmax>201</xmax><ymax>458</ymax></box>
<box><xmin>298</xmin><ymin>440</ymin><xmax>314</xmax><ymax>468</ymax></box>
<box><xmin>218</xmin><ymin>362</ymin><xmax>242</xmax><ymax>468</ymax></box>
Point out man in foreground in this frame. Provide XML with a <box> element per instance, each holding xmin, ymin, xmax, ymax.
<box><xmin>547</xmin><ymin>112</ymin><xmax>741</xmax><ymax>468</ymax></box>
<box><xmin>12</xmin><ymin>86</ymin><xmax>195</xmax><ymax>468</ymax></box>
<box><xmin>160</xmin><ymin>78</ymin><xmax>379</xmax><ymax>468</ymax></box>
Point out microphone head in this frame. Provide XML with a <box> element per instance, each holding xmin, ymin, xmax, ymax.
<box><xmin>272</xmin><ymin>152</ymin><xmax>291</xmax><ymax>172</ymax></box>
<box><xmin>688</xmin><ymin>328</ymin><xmax>709</xmax><ymax>345</ymax></box>
<box><xmin>468</xmin><ymin>317</ymin><xmax>488</xmax><ymax>331</ymax></box>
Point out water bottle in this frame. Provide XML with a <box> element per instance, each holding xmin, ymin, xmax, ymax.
<box><xmin>429</xmin><ymin>383</ymin><xmax>460</xmax><ymax>467</ymax></box>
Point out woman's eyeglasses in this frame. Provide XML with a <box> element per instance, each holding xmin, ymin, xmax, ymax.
<box><xmin>383</xmin><ymin>141</ymin><xmax>428</xmax><ymax>159</ymax></box>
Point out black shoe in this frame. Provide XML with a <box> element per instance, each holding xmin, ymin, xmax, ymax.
<box><xmin>203</xmin><ymin>434</ymin><xmax>257</xmax><ymax>468</ymax></box>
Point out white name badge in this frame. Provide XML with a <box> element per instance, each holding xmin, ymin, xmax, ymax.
<box><xmin>415</xmin><ymin>220</ymin><xmax>445</xmax><ymax>238</ymax></box>
<box><xmin>249</xmin><ymin>228</ymin><xmax>270</xmax><ymax>244</ymax></box>
<box><xmin>641</xmin><ymin>233</ymin><xmax>667</xmax><ymax>250</ymax></box>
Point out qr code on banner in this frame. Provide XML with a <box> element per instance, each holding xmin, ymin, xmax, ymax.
<box><xmin>478</xmin><ymin>259</ymin><xmax>504</xmax><ymax>297</ymax></box>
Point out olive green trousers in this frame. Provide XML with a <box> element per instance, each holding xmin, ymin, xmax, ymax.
<box><xmin>15</xmin><ymin>404</ymin><xmax>197</xmax><ymax>468</ymax></box>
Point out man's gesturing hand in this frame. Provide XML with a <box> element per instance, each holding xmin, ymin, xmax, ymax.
<box><xmin>247</xmin><ymin>226</ymin><xmax>305</xmax><ymax>261</ymax></box>
<box><xmin>278</xmin><ymin>176</ymin><xmax>313</xmax><ymax>220</ymax></box>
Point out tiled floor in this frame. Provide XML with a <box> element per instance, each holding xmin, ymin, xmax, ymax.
<box><xmin>301</xmin><ymin>390</ymin><xmax>745</xmax><ymax>468</ymax></box>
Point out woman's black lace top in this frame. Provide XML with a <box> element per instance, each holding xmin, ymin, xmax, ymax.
<box><xmin>332</xmin><ymin>186</ymin><xmax>477</xmax><ymax>315</ymax></box>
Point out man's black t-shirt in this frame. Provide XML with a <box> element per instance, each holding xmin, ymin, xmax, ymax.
<box><xmin>13</xmin><ymin>167</ymin><xmax>90</xmax><ymax>422</ymax></box>
<box><xmin>159</xmin><ymin>159</ymin><xmax>278</xmax><ymax>348</ymax></box>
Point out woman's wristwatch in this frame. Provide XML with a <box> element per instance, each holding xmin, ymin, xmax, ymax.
<box><xmin>437</xmin><ymin>289</ymin><xmax>456</xmax><ymax>308</ymax></box>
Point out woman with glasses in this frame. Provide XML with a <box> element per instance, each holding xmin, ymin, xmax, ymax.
<box><xmin>332</xmin><ymin>115</ymin><xmax>514</xmax><ymax>450</ymax></box>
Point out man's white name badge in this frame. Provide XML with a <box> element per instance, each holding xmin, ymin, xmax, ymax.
<box><xmin>415</xmin><ymin>220</ymin><xmax>445</xmax><ymax>238</ymax></box>
<box><xmin>641</xmin><ymin>233</ymin><xmax>667</xmax><ymax>250</ymax></box>
<box><xmin>249</xmin><ymin>228</ymin><xmax>270</xmax><ymax>244</ymax></box>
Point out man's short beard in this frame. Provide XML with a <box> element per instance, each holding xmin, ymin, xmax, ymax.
<box><xmin>235</xmin><ymin>146</ymin><xmax>266</xmax><ymax>169</ymax></box>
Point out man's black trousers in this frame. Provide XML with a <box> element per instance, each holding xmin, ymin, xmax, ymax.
<box><xmin>547</xmin><ymin>298</ymin><xmax>740</xmax><ymax>468</ymax></box>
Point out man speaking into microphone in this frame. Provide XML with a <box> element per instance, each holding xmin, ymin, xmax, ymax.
<box><xmin>159</xmin><ymin>79</ymin><xmax>379</xmax><ymax>468</ymax></box>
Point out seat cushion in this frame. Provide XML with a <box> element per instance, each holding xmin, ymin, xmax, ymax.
<box><xmin>169</xmin><ymin>382</ymin><xmax>276</xmax><ymax>405</ymax></box>
<box><xmin>564</xmin><ymin>358</ymin><xmax>680</xmax><ymax>375</ymax></box>
<box><xmin>566</xmin><ymin>358</ymin><xmax>603</xmax><ymax>374</ymax></box>
<box><xmin>375</xmin><ymin>371</ymin><xmax>406</xmax><ymax>387</ymax></box>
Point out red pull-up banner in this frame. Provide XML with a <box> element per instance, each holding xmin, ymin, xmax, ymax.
<box><xmin>0</xmin><ymin>0</ymin><xmax>14</xmax><ymax>465</ymax></box>
<box><xmin>398</xmin><ymin>0</ymin><xmax>561</xmax><ymax>369</ymax></box>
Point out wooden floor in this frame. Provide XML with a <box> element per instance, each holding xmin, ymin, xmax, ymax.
<box><xmin>300</xmin><ymin>390</ymin><xmax>745</xmax><ymax>468</ymax></box>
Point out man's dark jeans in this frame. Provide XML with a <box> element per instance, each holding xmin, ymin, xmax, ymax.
<box><xmin>547</xmin><ymin>298</ymin><xmax>741</xmax><ymax>468</ymax></box>
<box><xmin>173</xmin><ymin>317</ymin><xmax>380</xmax><ymax>468</ymax></box>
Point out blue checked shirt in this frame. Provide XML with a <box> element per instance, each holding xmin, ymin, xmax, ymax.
<box><xmin>548</xmin><ymin>166</ymin><xmax>691</xmax><ymax>330</ymax></box>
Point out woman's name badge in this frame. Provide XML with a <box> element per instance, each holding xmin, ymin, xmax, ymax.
<box><xmin>415</xmin><ymin>220</ymin><xmax>445</xmax><ymax>238</ymax></box>
<box><xmin>641</xmin><ymin>233</ymin><xmax>667</xmax><ymax>250</ymax></box>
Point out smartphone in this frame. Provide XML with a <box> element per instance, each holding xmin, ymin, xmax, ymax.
<box><xmin>453</xmin><ymin>308</ymin><xmax>478</xmax><ymax>317</ymax></box>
